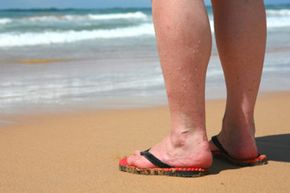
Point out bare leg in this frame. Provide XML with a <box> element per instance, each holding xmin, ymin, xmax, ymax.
<box><xmin>210</xmin><ymin>0</ymin><xmax>266</xmax><ymax>159</ymax></box>
<box><xmin>127</xmin><ymin>0</ymin><xmax>212</xmax><ymax>168</ymax></box>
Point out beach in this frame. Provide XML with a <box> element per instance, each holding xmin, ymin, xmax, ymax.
<box><xmin>1</xmin><ymin>5</ymin><xmax>290</xmax><ymax>193</ymax></box>
<box><xmin>0</xmin><ymin>91</ymin><xmax>290</xmax><ymax>193</ymax></box>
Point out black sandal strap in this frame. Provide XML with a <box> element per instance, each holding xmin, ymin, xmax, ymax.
<box><xmin>211</xmin><ymin>135</ymin><xmax>230</xmax><ymax>156</ymax></box>
<box><xmin>140</xmin><ymin>149</ymin><xmax>172</xmax><ymax>168</ymax></box>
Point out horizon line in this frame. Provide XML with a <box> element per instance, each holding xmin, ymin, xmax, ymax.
<box><xmin>0</xmin><ymin>3</ymin><xmax>289</xmax><ymax>11</ymax></box>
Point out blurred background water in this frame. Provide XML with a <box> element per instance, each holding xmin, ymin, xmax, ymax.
<box><xmin>0</xmin><ymin>4</ymin><xmax>290</xmax><ymax>114</ymax></box>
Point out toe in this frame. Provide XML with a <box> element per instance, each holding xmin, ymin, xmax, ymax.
<box><xmin>126</xmin><ymin>153</ymin><xmax>155</xmax><ymax>168</ymax></box>
<box><xmin>132</xmin><ymin>156</ymin><xmax>154</xmax><ymax>168</ymax></box>
<box><xmin>126</xmin><ymin>154</ymin><xmax>138</xmax><ymax>165</ymax></box>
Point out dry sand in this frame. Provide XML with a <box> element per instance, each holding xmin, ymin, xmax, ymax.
<box><xmin>0</xmin><ymin>91</ymin><xmax>289</xmax><ymax>193</ymax></box>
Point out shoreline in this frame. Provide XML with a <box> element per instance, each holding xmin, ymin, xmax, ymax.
<box><xmin>0</xmin><ymin>88</ymin><xmax>290</xmax><ymax>116</ymax></box>
<box><xmin>1</xmin><ymin>89</ymin><xmax>289</xmax><ymax>116</ymax></box>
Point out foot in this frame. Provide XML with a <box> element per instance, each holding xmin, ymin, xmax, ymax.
<box><xmin>209</xmin><ymin>128</ymin><xmax>259</xmax><ymax>160</ymax></box>
<box><xmin>126</xmin><ymin>131</ymin><xmax>212</xmax><ymax>169</ymax></box>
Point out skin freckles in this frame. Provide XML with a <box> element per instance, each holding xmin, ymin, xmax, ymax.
<box><xmin>127</xmin><ymin>0</ymin><xmax>266</xmax><ymax>167</ymax></box>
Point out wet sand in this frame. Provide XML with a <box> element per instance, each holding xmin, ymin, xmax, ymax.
<box><xmin>0</xmin><ymin>91</ymin><xmax>289</xmax><ymax>193</ymax></box>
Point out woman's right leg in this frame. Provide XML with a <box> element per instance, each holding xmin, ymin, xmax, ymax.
<box><xmin>211</xmin><ymin>0</ymin><xmax>267</xmax><ymax>159</ymax></box>
<box><xmin>127</xmin><ymin>0</ymin><xmax>212</xmax><ymax>168</ymax></box>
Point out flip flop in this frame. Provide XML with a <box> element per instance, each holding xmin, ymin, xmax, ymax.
<box><xmin>119</xmin><ymin>149</ymin><xmax>209</xmax><ymax>177</ymax></box>
<box><xmin>211</xmin><ymin>135</ymin><xmax>268</xmax><ymax>166</ymax></box>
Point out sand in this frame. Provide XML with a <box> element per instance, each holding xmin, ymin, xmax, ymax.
<box><xmin>0</xmin><ymin>91</ymin><xmax>290</xmax><ymax>193</ymax></box>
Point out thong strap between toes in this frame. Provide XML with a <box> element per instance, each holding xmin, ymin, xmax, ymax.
<box><xmin>211</xmin><ymin>135</ymin><xmax>230</xmax><ymax>156</ymax></box>
<box><xmin>140</xmin><ymin>149</ymin><xmax>172</xmax><ymax>168</ymax></box>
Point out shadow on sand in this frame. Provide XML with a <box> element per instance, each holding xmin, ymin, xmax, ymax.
<box><xmin>209</xmin><ymin>133</ymin><xmax>290</xmax><ymax>175</ymax></box>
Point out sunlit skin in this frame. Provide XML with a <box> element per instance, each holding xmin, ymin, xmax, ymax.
<box><xmin>127</xmin><ymin>0</ymin><xmax>266</xmax><ymax>168</ymax></box>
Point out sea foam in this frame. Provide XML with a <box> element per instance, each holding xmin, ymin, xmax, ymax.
<box><xmin>87</xmin><ymin>11</ymin><xmax>147</xmax><ymax>20</ymax></box>
<box><xmin>0</xmin><ymin>23</ymin><xmax>154</xmax><ymax>47</ymax></box>
<box><xmin>267</xmin><ymin>9</ymin><xmax>290</xmax><ymax>16</ymax></box>
<box><xmin>0</xmin><ymin>18</ymin><xmax>12</xmax><ymax>25</ymax></box>
<box><xmin>0</xmin><ymin>8</ymin><xmax>290</xmax><ymax>47</ymax></box>
<box><xmin>25</xmin><ymin>11</ymin><xmax>148</xmax><ymax>22</ymax></box>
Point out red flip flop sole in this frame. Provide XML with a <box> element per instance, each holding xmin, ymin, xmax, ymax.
<box><xmin>212</xmin><ymin>151</ymin><xmax>268</xmax><ymax>166</ymax></box>
<box><xmin>119</xmin><ymin>158</ymin><xmax>208</xmax><ymax>177</ymax></box>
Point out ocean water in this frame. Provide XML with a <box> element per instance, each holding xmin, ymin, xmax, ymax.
<box><xmin>0</xmin><ymin>5</ymin><xmax>290</xmax><ymax>114</ymax></box>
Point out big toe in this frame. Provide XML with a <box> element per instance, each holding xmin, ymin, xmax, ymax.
<box><xmin>126</xmin><ymin>154</ymin><xmax>138</xmax><ymax>165</ymax></box>
<box><xmin>126</xmin><ymin>154</ymin><xmax>154</xmax><ymax>168</ymax></box>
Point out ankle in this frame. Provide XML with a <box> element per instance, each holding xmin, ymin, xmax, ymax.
<box><xmin>169</xmin><ymin>128</ymin><xmax>207</xmax><ymax>148</ymax></box>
